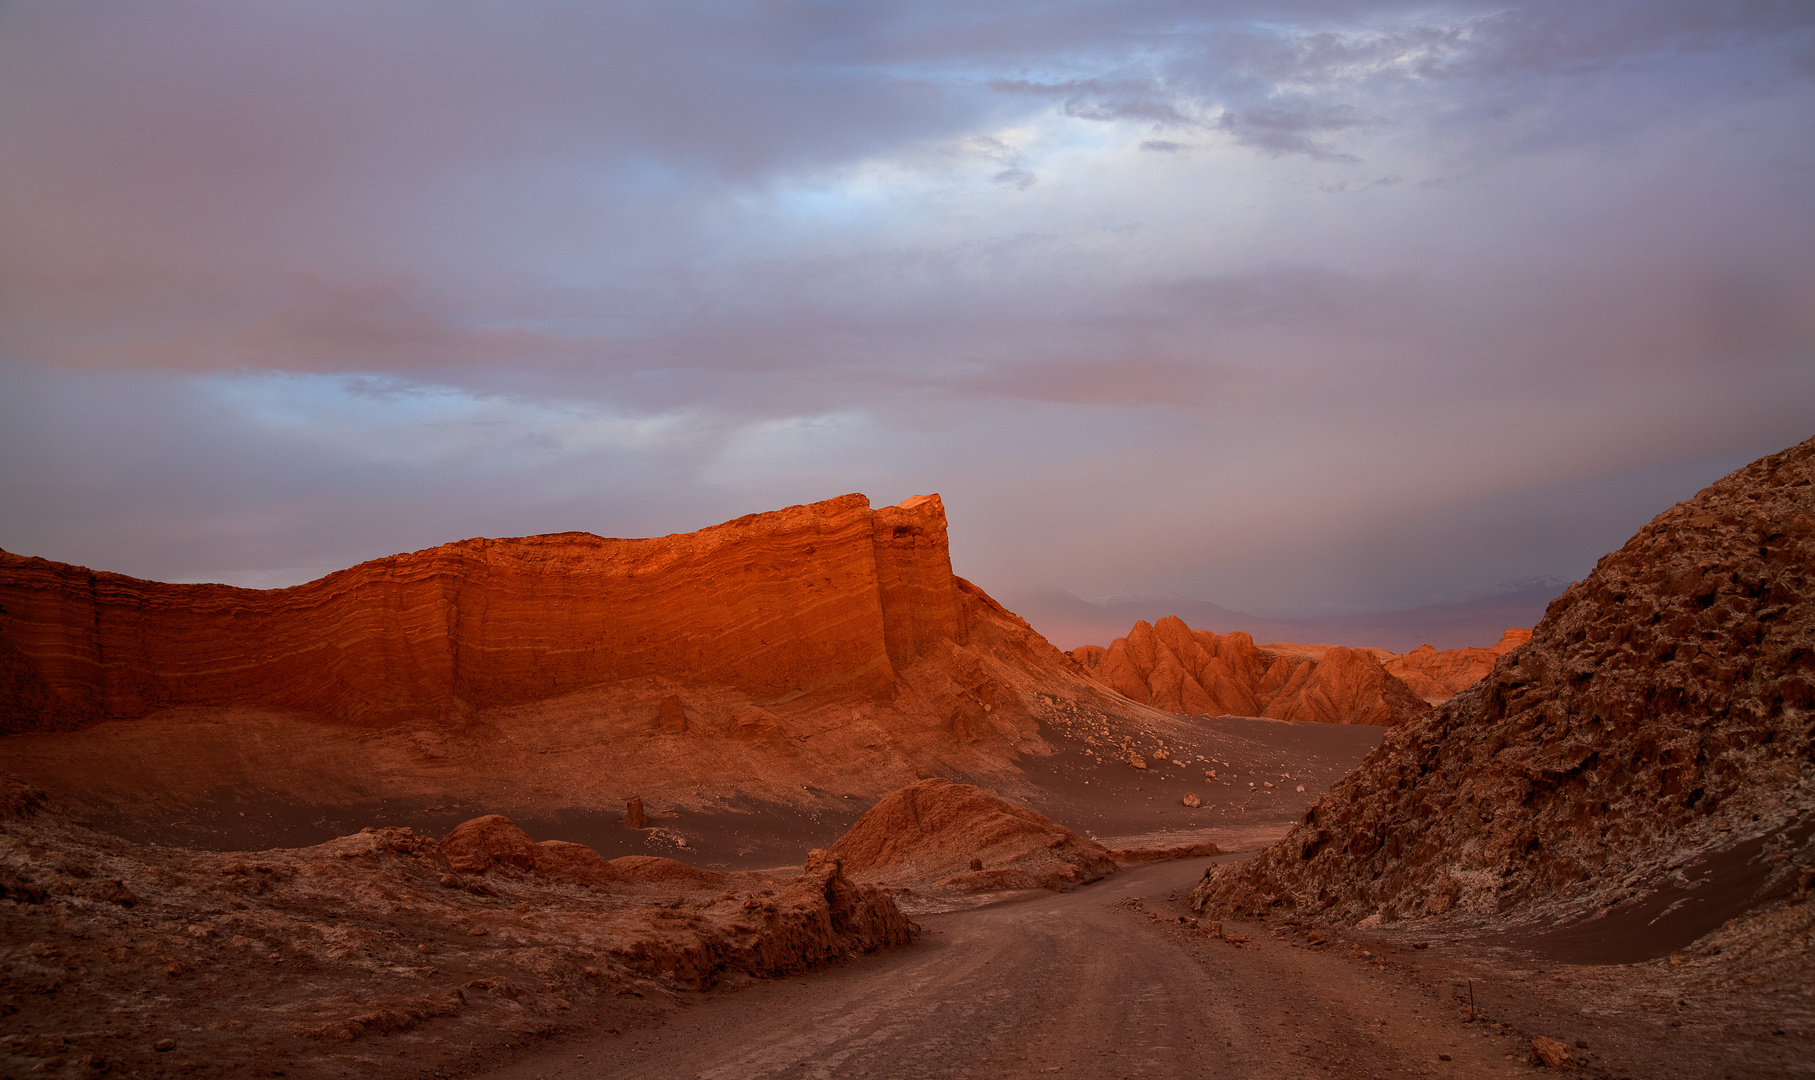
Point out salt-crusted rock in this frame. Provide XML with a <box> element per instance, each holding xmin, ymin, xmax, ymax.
<box><xmin>1192</xmin><ymin>436</ymin><xmax>1815</xmax><ymax>966</ymax></box>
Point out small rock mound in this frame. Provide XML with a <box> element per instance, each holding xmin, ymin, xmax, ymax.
<box><xmin>0</xmin><ymin>774</ymin><xmax>46</xmax><ymax>819</ymax></box>
<box><xmin>831</xmin><ymin>777</ymin><xmax>1115</xmax><ymax>892</ymax></box>
<box><xmin>441</xmin><ymin>815</ymin><xmax>626</xmax><ymax>887</ymax></box>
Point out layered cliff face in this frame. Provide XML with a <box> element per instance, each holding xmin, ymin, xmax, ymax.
<box><xmin>1192</xmin><ymin>436</ymin><xmax>1815</xmax><ymax>964</ymax></box>
<box><xmin>1067</xmin><ymin>616</ymin><xmax>1430</xmax><ymax>727</ymax></box>
<box><xmin>0</xmin><ymin>493</ymin><xmax>965</xmax><ymax>731</ymax></box>
<box><xmin>1</xmin><ymin>495</ymin><xmax>1163</xmax><ymax>820</ymax></box>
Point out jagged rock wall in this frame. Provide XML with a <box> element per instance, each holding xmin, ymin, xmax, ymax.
<box><xmin>1068</xmin><ymin>616</ymin><xmax>1431</xmax><ymax>726</ymax></box>
<box><xmin>1</xmin><ymin>495</ymin><xmax>1171</xmax><ymax>817</ymax></box>
<box><xmin>0</xmin><ymin>494</ymin><xmax>967</xmax><ymax>731</ymax></box>
<box><xmin>1192</xmin><ymin>436</ymin><xmax>1815</xmax><ymax>935</ymax></box>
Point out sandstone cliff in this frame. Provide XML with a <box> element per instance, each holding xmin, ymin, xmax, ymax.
<box><xmin>0</xmin><ymin>493</ymin><xmax>969</xmax><ymax>730</ymax></box>
<box><xmin>1067</xmin><ymin>616</ymin><xmax>1430</xmax><ymax>727</ymax></box>
<box><xmin>1382</xmin><ymin>628</ymin><xmax>1532</xmax><ymax>705</ymax></box>
<box><xmin>1192</xmin><ymin>436</ymin><xmax>1815</xmax><ymax>968</ymax></box>
<box><xmin>0</xmin><ymin>495</ymin><xmax>1165</xmax><ymax>820</ymax></box>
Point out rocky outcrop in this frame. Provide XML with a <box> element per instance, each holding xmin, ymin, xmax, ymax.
<box><xmin>830</xmin><ymin>777</ymin><xmax>1116</xmax><ymax>893</ymax></box>
<box><xmin>1192</xmin><ymin>436</ymin><xmax>1815</xmax><ymax>961</ymax></box>
<box><xmin>0</xmin><ymin>495</ymin><xmax>1167</xmax><ymax>820</ymax></box>
<box><xmin>0</xmin><ymin>493</ymin><xmax>969</xmax><ymax>731</ymax></box>
<box><xmin>0</xmin><ymin>776</ymin><xmax>913</xmax><ymax>1079</ymax></box>
<box><xmin>1383</xmin><ymin>628</ymin><xmax>1532</xmax><ymax>704</ymax></box>
<box><xmin>1068</xmin><ymin>616</ymin><xmax>1430</xmax><ymax>726</ymax></box>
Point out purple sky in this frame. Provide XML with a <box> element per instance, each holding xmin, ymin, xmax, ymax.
<box><xmin>2</xmin><ymin>1</ymin><xmax>1812</xmax><ymax>619</ymax></box>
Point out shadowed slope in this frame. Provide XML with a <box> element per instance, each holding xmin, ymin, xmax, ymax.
<box><xmin>1193</xmin><ymin>435</ymin><xmax>1815</xmax><ymax>967</ymax></box>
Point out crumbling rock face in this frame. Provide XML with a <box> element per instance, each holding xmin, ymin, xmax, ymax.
<box><xmin>830</xmin><ymin>777</ymin><xmax>1116</xmax><ymax>893</ymax></box>
<box><xmin>0</xmin><ymin>779</ymin><xmax>912</xmax><ymax>1079</ymax></box>
<box><xmin>1069</xmin><ymin>616</ymin><xmax>1430</xmax><ymax>726</ymax></box>
<box><xmin>1192</xmin><ymin>437</ymin><xmax>1815</xmax><ymax>956</ymax></box>
<box><xmin>1383</xmin><ymin>629</ymin><xmax>1532</xmax><ymax>705</ymax></box>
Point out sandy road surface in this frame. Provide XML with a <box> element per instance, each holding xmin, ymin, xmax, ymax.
<box><xmin>475</xmin><ymin>860</ymin><xmax>1532</xmax><ymax>1080</ymax></box>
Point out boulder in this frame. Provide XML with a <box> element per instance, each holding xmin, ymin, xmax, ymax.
<box><xmin>831</xmin><ymin>777</ymin><xmax>1115</xmax><ymax>892</ymax></box>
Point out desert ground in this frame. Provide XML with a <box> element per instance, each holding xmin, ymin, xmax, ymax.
<box><xmin>5</xmin><ymin>439</ymin><xmax>1813</xmax><ymax>1079</ymax></box>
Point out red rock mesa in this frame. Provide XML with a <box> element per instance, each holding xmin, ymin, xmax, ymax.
<box><xmin>0</xmin><ymin>494</ymin><xmax>1163</xmax><ymax>818</ymax></box>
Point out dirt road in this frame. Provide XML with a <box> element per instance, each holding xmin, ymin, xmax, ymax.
<box><xmin>475</xmin><ymin>860</ymin><xmax>1534</xmax><ymax>1080</ymax></box>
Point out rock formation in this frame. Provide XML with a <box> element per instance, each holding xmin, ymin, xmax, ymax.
<box><xmin>1192</xmin><ymin>436</ymin><xmax>1815</xmax><ymax>968</ymax></box>
<box><xmin>0</xmin><ymin>774</ymin><xmax>912</xmax><ymax>1079</ymax></box>
<box><xmin>1068</xmin><ymin>616</ymin><xmax>1430</xmax><ymax>726</ymax></box>
<box><xmin>830</xmin><ymin>777</ymin><xmax>1117</xmax><ymax>893</ymax></box>
<box><xmin>0</xmin><ymin>495</ymin><xmax>1165</xmax><ymax>823</ymax></box>
<box><xmin>1383</xmin><ymin>628</ymin><xmax>1532</xmax><ymax>704</ymax></box>
<box><xmin>0</xmin><ymin>493</ymin><xmax>973</xmax><ymax>731</ymax></box>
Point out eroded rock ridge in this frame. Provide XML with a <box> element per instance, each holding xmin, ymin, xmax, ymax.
<box><xmin>1192</xmin><ymin>436</ymin><xmax>1815</xmax><ymax>968</ymax></box>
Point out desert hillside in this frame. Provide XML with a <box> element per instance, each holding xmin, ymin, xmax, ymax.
<box><xmin>1193</xmin><ymin>436</ymin><xmax>1815</xmax><ymax>972</ymax></box>
<box><xmin>0</xmin><ymin>494</ymin><xmax>1173</xmax><ymax>829</ymax></box>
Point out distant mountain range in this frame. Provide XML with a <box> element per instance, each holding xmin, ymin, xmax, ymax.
<box><xmin>999</xmin><ymin>580</ymin><xmax>1569</xmax><ymax>654</ymax></box>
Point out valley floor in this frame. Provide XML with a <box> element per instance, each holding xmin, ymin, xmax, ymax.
<box><xmin>471</xmin><ymin>858</ymin><xmax>1813</xmax><ymax>1080</ymax></box>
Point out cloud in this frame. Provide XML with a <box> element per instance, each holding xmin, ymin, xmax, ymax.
<box><xmin>0</xmin><ymin>0</ymin><xmax>1812</xmax><ymax>619</ymax></box>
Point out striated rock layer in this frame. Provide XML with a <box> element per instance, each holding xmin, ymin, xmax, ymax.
<box><xmin>1068</xmin><ymin>616</ymin><xmax>1431</xmax><ymax>727</ymax></box>
<box><xmin>1</xmin><ymin>493</ymin><xmax>968</xmax><ymax>730</ymax></box>
<box><xmin>1192</xmin><ymin>436</ymin><xmax>1815</xmax><ymax>964</ymax></box>
<box><xmin>0</xmin><ymin>494</ymin><xmax>1165</xmax><ymax>820</ymax></box>
<box><xmin>1383</xmin><ymin>628</ymin><xmax>1531</xmax><ymax>705</ymax></box>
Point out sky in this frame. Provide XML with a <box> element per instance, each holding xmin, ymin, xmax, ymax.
<box><xmin>1</xmin><ymin>0</ymin><xmax>1812</xmax><ymax>619</ymax></box>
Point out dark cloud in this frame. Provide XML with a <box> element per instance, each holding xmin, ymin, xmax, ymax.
<box><xmin>1</xmin><ymin>0</ymin><xmax>1812</xmax><ymax>617</ymax></box>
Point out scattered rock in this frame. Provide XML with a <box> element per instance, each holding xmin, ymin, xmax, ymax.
<box><xmin>1182</xmin><ymin>792</ymin><xmax>1201</xmax><ymax>808</ymax></box>
<box><xmin>1531</xmin><ymin>1036</ymin><xmax>1576</xmax><ymax>1067</ymax></box>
